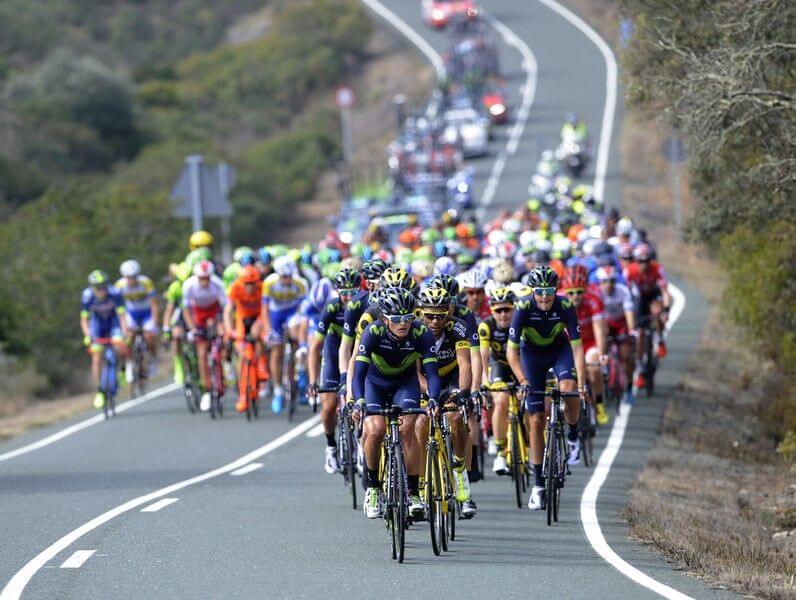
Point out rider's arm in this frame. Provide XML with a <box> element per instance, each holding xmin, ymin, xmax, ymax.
<box><xmin>592</xmin><ymin>299</ymin><xmax>608</xmax><ymax>356</ymax></box>
<box><xmin>181</xmin><ymin>281</ymin><xmax>196</xmax><ymax>331</ymax></box>
<box><xmin>222</xmin><ymin>301</ymin><xmax>235</xmax><ymax>335</ymax></box>
<box><xmin>477</xmin><ymin>321</ymin><xmax>491</xmax><ymax>386</ymax></box>
<box><xmin>308</xmin><ymin>332</ymin><xmax>324</xmax><ymax>387</ymax></box>
<box><xmin>162</xmin><ymin>301</ymin><xmax>174</xmax><ymax>330</ymax></box>
<box><xmin>114</xmin><ymin>293</ymin><xmax>129</xmax><ymax>337</ymax></box>
<box><xmin>351</xmin><ymin>328</ymin><xmax>376</xmax><ymax>403</ymax></box>
<box><xmin>456</xmin><ymin>346</ymin><xmax>472</xmax><ymax>393</ymax></box>
<box><xmin>80</xmin><ymin>312</ymin><xmax>91</xmax><ymax>338</ymax></box>
<box><xmin>506</xmin><ymin>307</ymin><xmax>527</xmax><ymax>384</ymax></box>
<box><xmin>418</xmin><ymin>330</ymin><xmax>441</xmax><ymax>401</ymax></box>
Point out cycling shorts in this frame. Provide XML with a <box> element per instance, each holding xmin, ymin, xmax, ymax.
<box><xmin>365</xmin><ymin>374</ymin><xmax>420</xmax><ymax>413</ymax></box>
<box><xmin>487</xmin><ymin>360</ymin><xmax>517</xmax><ymax>390</ymax></box>
<box><xmin>607</xmin><ymin>320</ymin><xmax>629</xmax><ymax>339</ymax></box>
<box><xmin>637</xmin><ymin>290</ymin><xmax>662</xmax><ymax>319</ymax></box>
<box><xmin>269</xmin><ymin>307</ymin><xmax>298</xmax><ymax>343</ymax></box>
<box><xmin>89</xmin><ymin>321</ymin><xmax>123</xmax><ymax>351</ymax></box>
<box><xmin>519</xmin><ymin>343</ymin><xmax>576</xmax><ymax>414</ymax></box>
<box><xmin>191</xmin><ymin>303</ymin><xmax>221</xmax><ymax>329</ymax></box>
<box><xmin>318</xmin><ymin>336</ymin><xmax>341</xmax><ymax>392</ymax></box>
<box><xmin>235</xmin><ymin>316</ymin><xmax>261</xmax><ymax>340</ymax></box>
<box><xmin>125</xmin><ymin>310</ymin><xmax>158</xmax><ymax>333</ymax></box>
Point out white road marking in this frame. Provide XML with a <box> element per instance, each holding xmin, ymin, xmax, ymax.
<box><xmin>476</xmin><ymin>11</ymin><xmax>538</xmax><ymax>218</ymax></box>
<box><xmin>140</xmin><ymin>498</ymin><xmax>179</xmax><ymax>513</ymax></box>
<box><xmin>0</xmin><ymin>383</ymin><xmax>181</xmax><ymax>464</ymax></box>
<box><xmin>305</xmin><ymin>423</ymin><xmax>325</xmax><ymax>438</ymax></box>
<box><xmin>0</xmin><ymin>414</ymin><xmax>321</xmax><ymax>600</ymax></box>
<box><xmin>536</xmin><ymin>0</ymin><xmax>617</xmax><ymax>205</ymax></box>
<box><xmin>230</xmin><ymin>463</ymin><xmax>263</xmax><ymax>476</ymax></box>
<box><xmin>58</xmin><ymin>550</ymin><xmax>95</xmax><ymax>569</ymax></box>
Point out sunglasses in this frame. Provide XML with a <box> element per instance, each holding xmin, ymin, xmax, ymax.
<box><xmin>491</xmin><ymin>307</ymin><xmax>513</xmax><ymax>314</ymax></box>
<box><xmin>533</xmin><ymin>287</ymin><xmax>556</xmax><ymax>297</ymax></box>
<box><xmin>565</xmin><ymin>289</ymin><xmax>584</xmax><ymax>297</ymax></box>
<box><xmin>338</xmin><ymin>288</ymin><xmax>357</xmax><ymax>296</ymax></box>
<box><xmin>421</xmin><ymin>311</ymin><xmax>448</xmax><ymax>321</ymax></box>
<box><xmin>465</xmin><ymin>289</ymin><xmax>484</xmax><ymax>296</ymax></box>
<box><xmin>385</xmin><ymin>314</ymin><xmax>414</xmax><ymax>324</ymax></box>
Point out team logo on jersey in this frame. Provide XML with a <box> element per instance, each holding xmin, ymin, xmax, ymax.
<box><xmin>358</xmin><ymin>344</ymin><xmax>365</xmax><ymax>353</ymax></box>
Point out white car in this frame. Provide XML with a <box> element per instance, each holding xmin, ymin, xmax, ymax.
<box><xmin>442</xmin><ymin>108</ymin><xmax>489</xmax><ymax>158</ymax></box>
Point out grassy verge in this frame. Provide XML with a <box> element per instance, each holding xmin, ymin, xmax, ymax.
<box><xmin>561</xmin><ymin>1</ymin><xmax>796</xmax><ymax>597</ymax></box>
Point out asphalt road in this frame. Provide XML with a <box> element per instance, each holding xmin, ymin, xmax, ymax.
<box><xmin>0</xmin><ymin>2</ymin><xmax>735</xmax><ymax>599</ymax></box>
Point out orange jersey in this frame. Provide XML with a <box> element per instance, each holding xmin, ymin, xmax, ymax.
<box><xmin>228</xmin><ymin>279</ymin><xmax>263</xmax><ymax>321</ymax></box>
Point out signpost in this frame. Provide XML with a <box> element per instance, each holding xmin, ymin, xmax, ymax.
<box><xmin>662</xmin><ymin>137</ymin><xmax>686</xmax><ymax>240</ymax></box>
<box><xmin>335</xmin><ymin>86</ymin><xmax>357</xmax><ymax>163</ymax></box>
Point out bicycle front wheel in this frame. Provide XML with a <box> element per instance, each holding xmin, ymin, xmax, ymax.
<box><xmin>394</xmin><ymin>445</ymin><xmax>407</xmax><ymax>563</ymax></box>
<box><xmin>425</xmin><ymin>443</ymin><xmax>441</xmax><ymax>556</ymax></box>
<box><xmin>510</xmin><ymin>420</ymin><xmax>523</xmax><ymax>508</ymax></box>
<box><xmin>545</xmin><ymin>424</ymin><xmax>557</xmax><ymax>526</ymax></box>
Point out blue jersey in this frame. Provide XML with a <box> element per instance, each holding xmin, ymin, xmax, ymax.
<box><xmin>454</xmin><ymin>303</ymin><xmax>480</xmax><ymax>348</ymax></box>
<box><xmin>342</xmin><ymin>290</ymin><xmax>370</xmax><ymax>341</ymax></box>
<box><xmin>81</xmin><ymin>287</ymin><xmax>125</xmax><ymax>330</ymax></box>
<box><xmin>299</xmin><ymin>298</ymin><xmax>323</xmax><ymax>333</ymax></box>
<box><xmin>353</xmin><ymin>319</ymin><xmax>441</xmax><ymax>401</ymax></box>
<box><xmin>508</xmin><ymin>294</ymin><xmax>580</xmax><ymax>351</ymax></box>
<box><xmin>315</xmin><ymin>298</ymin><xmax>346</xmax><ymax>342</ymax></box>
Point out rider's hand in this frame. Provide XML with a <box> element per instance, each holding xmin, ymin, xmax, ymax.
<box><xmin>83</xmin><ymin>335</ymin><xmax>92</xmax><ymax>347</ymax></box>
<box><xmin>351</xmin><ymin>399</ymin><xmax>364</xmax><ymax>422</ymax></box>
<box><xmin>161</xmin><ymin>329</ymin><xmax>172</xmax><ymax>343</ymax></box>
<box><xmin>308</xmin><ymin>383</ymin><xmax>319</xmax><ymax>400</ymax></box>
<box><xmin>599</xmin><ymin>353</ymin><xmax>609</xmax><ymax>366</ymax></box>
<box><xmin>518</xmin><ymin>380</ymin><xmax>531</xmax><ymax>399</ymax></box>
<box><xmin>187</xmin><ymin>329</ymin><xmax>198</xmax><ymax>343</ymax></box>
<box><xmin>427</xmin><ymin>397</ymin><xmax>439</xmax><ymax>417</ymax></box>
<box><xmin>578</xmin><ymin>387</ymin><xmax>589</xmax><ymax>402</ymax></box>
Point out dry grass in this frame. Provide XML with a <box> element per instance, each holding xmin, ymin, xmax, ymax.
<box><xmin>558</xmin><ymin>1</ymin><xmax>796</xmax><ymax>596</ymax></box>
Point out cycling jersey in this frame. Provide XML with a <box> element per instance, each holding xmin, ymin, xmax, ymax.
<box><xmin>574</xmin><ymin>292</ymin><xmax>604</xmax><ymax>352</ymax></box>
<box><xmin>114</xmin><ymin>276</ymin><xmax>156</xmax><ymax>320</ymax></box>
<box><xmin>353</xmin><ymin>320</ymin><xmax>441</xmax><ymax>411</ymax></box>
<box><xmin>478</xmin><ymin>316</ymin><xmax>510</xmax><ymax>364</ymax></box>
<box><xmin>182</xmin><ymin>275</ymin><xmax>226</xmax><ymax>326</ymax></box>
<box><xmin>624</xmin><ymin>262</ymin><xmax>668</xmax><ymax>298</ymax></box>
<box><xmin>342</xmin><ymin>290</ymin><xmax>371</xmax><ymax>341</ymax></box>
<box><xmin>262</xmin><ymin>273</ymin><xmax>307</xmax><ymax>312</ymax></box>
<box><xmin>453</xmin><ymin>303</ymin><xmax>481</xmax><ymax>346</ymax></box>
<box><xmin>315</xmin><ymin>298</ymin><xmax>346</xmax><ymax>391</ymax></box>
<box><xmin>431</xmin><ymin>317</ymin><xmax>473</xmax><ymax>389</ymax></box>
<box><xmin>227</xmin><ymin>278</ymin><xmax>263</xmax><ymax>338</ymax></box>
<box><xmin>81</xmin><ymin>286</ymin><xmax>125</xmax><ymax>339</ymax></box>
<box><xmin>600</xmin><ymin>282</ymin><xmax>634</xmax><ymax>330</ymax></box>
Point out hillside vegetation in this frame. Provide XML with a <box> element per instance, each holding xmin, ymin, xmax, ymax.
<box><xmin>0</xmin><ymin>0</ymin><xmax>373</xmax><ymax>394</ymax></box>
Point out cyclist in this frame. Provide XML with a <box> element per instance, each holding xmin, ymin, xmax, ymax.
<box><xmin>458</xmin><ymin>268</ymin><xmax>491</xmax><ymax>319</ymax></box>
<box><xmin>222</xmin><ymin>246</ymin><xmax>253</xmax><ymax>290</ymax></box>
<box><xmin>352</xmin><ymin>288</ymin><xmax>440</xmax><ymax>519</ymax></box>
<box><xmin>624</xmin><ymin>243</ymin><xmax>671</xmax><ymax>389</ymax></box>
<box><xmin>415</xmin><ymin>287</ymin><xmax>478</xmax><ymax>517</ymax></box>
<box><xmin>308</xmin><ymin>268</ymin><xmax>361</xmax><ymax>474</ymax></box>
<box><xmin>223</xmin><ymin>265</ymin><xmax>269</xmax><ymax>413</ymax></box>
<box><xmin>560</xmin><ymin>265</ymin><xmax>608</xmax><ymax>430</ymax></box>
<box><xmin>182</xmin><ymin>259</ymin><xmax>227</xmax><ymax>412</ymax></box>
<box><xmin>80</xmin><ymin>270</ymin><xmax>130</xmax><ymax>408</ymax></box>
<box><xmin>506</xmin><ymin>266</ymin><xmax>588</xmax><ymax>510</ymax></box>
<box><xmin>292</xmin><ymin>278</ymin><xmax>334</xmax><ymax>401</ymax></box>
<box><xmin>478</xmin><ymin>286</ymin><xmax>516</xmax><ymax>475</ymax></box>
<box><xmin>162</xmin><ymin>256</ymin><xmax>204</xmax><ymax>385</ymax></box>
<box><xmin>262</xmin><ymin>255</ymin><xmax>308</xmax><ymax>414</ymax></box>
<box><xmin>116</xmin><ymin>260</ymin><xmax>159</xmax><ymax>381</ymax></box>
<box><xmin>596</xmin><ymin>266</ymin><xmax>637</xmax><ymax>404</ymax></box>
<box><xmin>560</xmin><ymin>113</ymin><xmax>588</xmax><ymax>143</ymax></box>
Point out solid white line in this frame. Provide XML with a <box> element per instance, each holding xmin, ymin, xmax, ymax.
<box><xmin>140</xmin><ymin>498</ymin><xmax>179</xmax><ymax>513</ymax></box>
<box><xmin>230</xmin><ymin>462</ymin><xmax>263</xmax><ymax>476</ymax></box>
<box><xmin>0</xmin><ymin>414</ymin><xmax>321</xmax><ymax>600</ymax></box>
<box><xmin>536</xmin><ymin>0</ymin><xmax>617</xmax><ymax>205</ymax></box>
<box><xmin>58</xmin><ymin>550</ymin><xmax>96</xmax><ymax>569</ymax></box>
<box><xmin>477</xmin><ymin>11</ymin><xmax>538</xmax><ymax>217</ymax></box>
<box><xmin>0</xmin><ymin>382</ymin><xmax>181</xmax><ymax>464</ymax></box>
<box><xmin>305</xmin><ymin>423</ymin><xmax>325</xmax><ymax>438</ymax></box>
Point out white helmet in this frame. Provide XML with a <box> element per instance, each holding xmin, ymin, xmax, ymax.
<box><xmin>193</xmin><ymin>259</ymin><xmax>214</xmax><ymax>278</ymax></box>
<box><xmin>518</xmin><ymin>230</ymin><xmax>537</xmax><ymax>248</ymax></box>
<box><xmin>458</xmin><ymin>268</ymin><xmax>487</xmax><ymax>290</ymax></box>
<box><xmin>589</xmin><ymin>224</ymin><xmax>603</xmax><ymax>239</ymax></box>
<box><xmin>487</xmin><ymin>229</ymin><xmax>507</xmax><ymax>247</ymax></box>
<box><xmin>582</xmin><ymin>239</ymin><xmax>599</xmax><ymax>256</ymax></box>
<box><xmin>616</xmin><ymin>217</ymin><xmax>634</xmax><ymax>236</ymax></box>
<box><xmin>433</xmin><ymin>256</ymin><xmax>457</xmax><ymax>276</ymax></box>
<box><xmin>535</xmin><ymin>239</ymin><xmax>553</xmax><ymax>254</ymax></box>
<box><xmin>119</xmin><ymin>259</ymin><xmax>141</xmax><ymax>278</ymax></box>
<box><xmin>502</xmin><ymin>218</ymin><xmax>521</xmax><ymax>234</ymax></box>
<box><xmin>273</xmin><ymin>255</ymin><xmax>295</xmax><ymax>277</ymax></box>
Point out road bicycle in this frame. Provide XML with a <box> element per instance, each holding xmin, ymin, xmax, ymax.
<box><xmin>200</xmin><ymin>320</ymin><xmax>226</xmax><ymax>420</ymax></box>
<box><xmin>471</xmin><ymin>390</ymin><xmax>488</xmax><ymax>482</ymax></box>
<box><xmin>423</xmin><ymin>403</ymin><xmax>460</xmax><ymax>555</ymax></box>
<box><xmin>501</xmin><ymin>383</ymin><xmax>531</xmax><ymax>508</ymax></box>
<box><xmin>177</xmin><ymin>332</ymin><xmax>201</xmax><ymax>413</ymax></box>
<box><xmin>93</xmin><ymin>338</ymin><xmax>118</xmax><ymax>419</ymax></box>
<box><xmin>603</xmin><ymin>334</ymin><xmax>628</xmax><ymax>413</ymax></box>
<box><xmin>527</xmin><ymin>387</ymin><xmax>580</xmax><ymax>526</ymax></box>
<box><xmin>128</xmin><ymin>328</ymin><xmax>150</xmax><ymax>399</ymax></box>
<box><xmin>577</xmin><ymin>392</ymin><xmax>594</xmax><ymax>467</ymax></box>
<box><xmin>237</xmin><ymin>333</ymin><xmax>261</xmax><ymax>421</ymax></box>
<box><xmin>638</xmin><ymin>316</ymin><xmax>658</xmax><ymax>397</ymax></box>
<box><xmin>333</xmin><ymin>390</ymin><xmax>359</xmax><ymax>510</ymax></box>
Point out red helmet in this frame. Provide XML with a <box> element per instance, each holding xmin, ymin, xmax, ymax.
<box><xmin>560</xmin><ymin>264</ymin><xmax>588</xmax><ymax>290</ymax></box>
<box><xmin>239</xmin><ymin>265</ymin><xmax>261</xmax><ymax>284</ymax></box>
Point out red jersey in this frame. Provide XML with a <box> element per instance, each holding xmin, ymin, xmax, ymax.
<box><xmin>574</xmin><ymin>292</ymin><xmax>604</xmax><ymax>350</ymax></box>
<box><xmin>624</xmin><ymin>262</ymin><xmax>668</xmax><ymax>297</ymax></box>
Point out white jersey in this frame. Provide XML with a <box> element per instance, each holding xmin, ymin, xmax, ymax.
<box><xmin>599</xmin><ymin>282</ymin><xmax>634</xmax><ymax>324</ymax></box>
<box><xmin>181</xmin><ymin>275</ymin><xmax>227</xmax><ymax>309</ymax></box>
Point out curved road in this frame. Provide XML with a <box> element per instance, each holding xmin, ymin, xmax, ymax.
<box><xmin>0</xmin><ymin>3</ymin><xmax>729</xmax><ymax>599</ymax></box>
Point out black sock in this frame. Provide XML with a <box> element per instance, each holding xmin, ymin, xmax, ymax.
<box><xmin>366</xmin><ymin>468</ymin><xmax>380</xmax><ymax>488</ymax></box>
<box><xmin>325</xmin><ymin>433</ymin><xmax>336</xmax><ymax>447</ymax></box>
<box><xmin>533</xmin><ymin>463</ymin><xmax>544</xmax><ymax>487</ymax></box>
<box><xmin>595</xmin><ymin>393</ymin><xmax>603</xmax><ymax>405</ymax></box>
<box><xmin>407</xmin><ymin>475</ymin><xmax>419</xmax><ymax>496</ymax></box>
<box><xmin>568</xmin><ymin>424</ymin><xmax>579</xmax><ymax>442</ymax></box>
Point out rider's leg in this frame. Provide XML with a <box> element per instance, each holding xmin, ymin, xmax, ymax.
<box><xmin>196</xmin><ymin>340</ymin><xmax>210</xmax><ymax>391</ymax></box>
<box><xmin>492</xmin><ymin>390</ymin><xmax>509</xmax><ymax>455</ymax></box>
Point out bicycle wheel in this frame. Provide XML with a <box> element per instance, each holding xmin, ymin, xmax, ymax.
<box><xmin>579</xmin><ymin>405</ymin><xmax>591</xmax><ymax>467</ymax></box>
<box><xmin>444</xmin><ymin>432</ymin><xmax>457</xmax><ymax>541</ymax></box>
<box><xmin>394</xmin><ymin>445</ymin><xmax>407</xmax><ymax>563</ymax></box>
<box><xmin>184</xmin><ymin>383</ymin><xmax>196</xmax><ymax>413</ymax></box>
<box><xmin>425</xmin><ymin>442</ymin><xmax>441</xmax><ymax>556</ymax></box>
<box><xmin>510</xmin><ymin>420</ymin><xmax>523</xmax><ymax>508</ymax></box>
<box><xmin>545</xmin><ymin>424</ymin><xmax>557</xmax><ymax>526</ymax></box>
<box><xmin>554</xmin><ymin>426</ymin><xmax>566</xmax><ymax>523</ymax></box>
<box><xmin>347</xmin><ymin>425</ymin><xmax>358</xmax><ymax>509</ymax></box>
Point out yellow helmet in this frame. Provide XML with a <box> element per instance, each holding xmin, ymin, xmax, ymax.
<box><xmin>189</xmin><ymin>230</ymin><xmax>214</xmax><ymax>250</ymax></box>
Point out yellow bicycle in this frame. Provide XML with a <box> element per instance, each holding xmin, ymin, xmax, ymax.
<box><xmin>423</xmin><ymin>404</ymin><xmax>460</xmax><ymax>555</ymax></box>
<box><xmin>503</xmin><ymin>383</ymin><xmax>531</xmax><ymax>508</ymax></box>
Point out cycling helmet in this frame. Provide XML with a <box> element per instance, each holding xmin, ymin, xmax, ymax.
<box><xmin>525</xmin><ymin>266</ymin><xmax>559</xmax><ymax>289</ymax></box>
<box><xmin>433</xmin><ymin>256</ymin><xmax>456</xmax><ymax>276</ymax></box>
<box><xmin>456</xmin><ymin>252</ymin><xmax>476</xmax><ymax>267</ymax></box>
<box><xmin>273</xmin><ymin>255</ymin><xmax>296</xmax><ymax>277</ymax></box>
<box><xmin>487</xmin><ymin>286</ymin><xmax>516</xmax><ymax>305</ymax></box>
<box><xmin>633</xmin><ymin>243</ymin><xmax>652</xmax><ymax>262</ymax></box>
<box><xmin>427</xmin><ymin>274</ymin><xmax>460</xmax><ymax>297</ymax></box>
<box><xmin>309</xmin><ymin>278</ymin><xmax>333</xmax><ymax>310</ymax></box>
<box><xmin>233</xmin><ymin>246</ymin><xmax>253</xmax><ymax>263</ymax></box>
<box><xmin>87</xmin><ymin>270</ymin><xmax>109</xmax><ymax>286</ymax></box>
<box><xmin>459</xmin><ymin>268</ymin><xmax>487</xmax><ymax>290</ymax></box>
<box><xmin>271</xmin><ymin>244</ymin><xmax>288</xmax><ymax>258</ymax></box>
<box><xmin>492</xmin><ymin>261</ymin><xmax>516</xmax><ymax>285</ymax></box>
<box><xmin>418</xmin><ymin>287</ymin><xmax>451</xmax><ymax>309</ymax></box>
<box><xmin>119</xmin><ymin>259</ymin><xmax>141</xmax><ymax>278</ymax></box>
<box><xmin>379</xmin><ymin>287</ymin><xmax>416</xmax><ymax>316</ymax></box>
<box><xmin>362</xmin><ymin>258</ymin><xmax>389</xmax><ymax>281</ymax></box>
<box><xmin>531</xmin><ymin>249</ymin><xmax>551</xmax><ymax>265</ymax></box>
<box><xmin>193</xmin><ymin>259</ymin><xmax>214</xmax><ymax>278</ymax></box>
<box><xmin>335</xmin><ymin>268</ymin><xmax>362</xmax><ymax>290</ymax></box>
<box><xmin>410</xmin><ymin>259</ymin><xmax>434</xmax><ymax>279</ymax></box>
<box><xmin>189</xmin><ymin>230</ymin><xmax>214</xmax><ymax>250</ymax></box>
<box><xmin>616</xmin><ymin>218</ymin><xmax>633</xmax><ymax>236</ymax></box>
<box><xmin>618</xmin><ymin>242</ymin><xmax>634</xmax><ymax>260</ymax></box>
<box><xmin>340</xmin><ymin>256</ymin><xmax>363</xmax><ymax>271</ymax></box>
<box><xmin>380</xmin><ymin>266</ymin><xmax>412</xmax><ymax>289</ymax></box>
<box><xmin>596</xmin><ymin>266</ymin><xmax>617</xmax><ymax>282</ymax></box>
<box><xmin>239</xmin><ymin>252</ymin><xmax>257</xmax><ymax>266</ymax></box>
<box><xmin>560</xmin><ymin>265</ymin><xmax>588</xmax><ymax>289</ymax></box>
<box><xmin>420</xmin><ymin>229</ymin><xmax>441</xmax><ymax>245</ymax></box>
<box><xmin>443</xmin><ymin>226</ymin><xmax>457</xmax><ymax>241</ymax></box>
<box><xmin>565</xmin><ymin>112</ymin><xmax>579</xmax><ymax>126</ymax></box>
<box><xmin>239</xmin><ymin>265</ymin><xmax>261</xmax><ymax>284</ymax></box>
<box><xmin>257</xmin><ymin>247</ymin><xmax>273</xmax><ymax>265</ymax></box>
<box><xmin>373</xmin><ymin>249</ymin><xmax>394</xmax><ymax>263</ymax></box>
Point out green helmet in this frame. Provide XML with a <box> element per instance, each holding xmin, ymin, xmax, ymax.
<box><xmin>87</xmin><ymin>270</ymin><xmax>109</xmax><ymax>286</ymax></box>
<box><xmin>271</xmin><ymin>244</ymin><xmax>288</xmax><ymax>258</ymax></box>
<box><xmin>187</xmin><ymin>247</ymin><xmax>213</xmax><ymax>269</ymax></box>
<box><xmin>322</xmin><ymin>262</ymin><xmax>342</xmax><ymax>280</ymax></box>
<box><xmin>350</xmin><ymin>242</ymin><xmax>367</xmax><ymax>258</ymax></box>
<box><xmin>443</xmin><ymin>226</ymin><xmax>457</xmax><ymax>241</ymax></box>
<box><xmin>233</xmin><ymin>246</ymin><xmax>253</xmax><ymax>263</ymax></box>
<box><xmin>414</xmin><ymin>245</ymin><xmax>434</xmax><ymax>260</ymax></box>
<box><xmin>420</xmin><ymin>229</ymin><xmax>440</xmax><ymax>244</ymax></box>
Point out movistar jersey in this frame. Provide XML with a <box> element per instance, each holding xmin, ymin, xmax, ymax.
<box><xmin>315</xmin><ymin>297</ymin><xmax>346</xmax><ymax>342</ymax></box>
<box><xmin>508</xmin><ymin>294</ymin><xmax>580</xmax><ymax>350</ymax></box>
<box><xmin>454</xmin><ymin>303</ymin><xmax>480</xmax><ymax>348</ymax></box>
<box><xmin>342</xmin><ymin>290</ymin><xmax>370</xmax><ymax>341</ymax></box>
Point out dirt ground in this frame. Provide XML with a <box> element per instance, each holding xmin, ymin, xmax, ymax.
<box><xmin>561</xmin><ymin>1</ymin><xmax>796</xmax><ymax>597</ymax></box>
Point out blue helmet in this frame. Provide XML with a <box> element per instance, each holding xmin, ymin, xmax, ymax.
<box><xmin>257</xmin><ymin>247</ymin><xmax>272</xmax><ymax>265</ymax></box>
